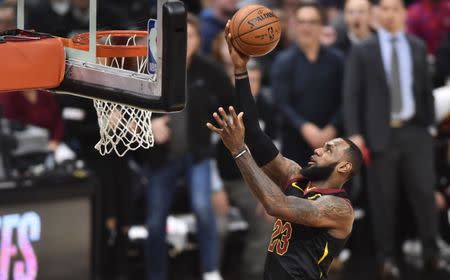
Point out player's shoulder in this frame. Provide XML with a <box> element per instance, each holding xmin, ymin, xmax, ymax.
<box><xmin>316</xmin><ymin>195</ymin><xmax>354</xmax><ymax>219</ymax></box>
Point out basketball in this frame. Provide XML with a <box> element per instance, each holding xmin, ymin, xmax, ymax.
<box><xmin>229</xmin><ymin>4</ymin><xmax>281</xmax><ymax>57</ymax></box>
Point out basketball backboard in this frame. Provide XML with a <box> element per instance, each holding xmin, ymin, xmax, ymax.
<box><xmin>14</xmin><ymin>0</ymin><xmax>187</xmax><ymax>112</ymax></box>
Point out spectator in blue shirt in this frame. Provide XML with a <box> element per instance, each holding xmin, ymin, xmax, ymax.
<box><xmin>271</xmin><ymin>0</ymin><xmax>344</xmax><ymax>166</ymax></box>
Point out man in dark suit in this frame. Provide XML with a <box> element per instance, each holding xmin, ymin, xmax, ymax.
<box><xmin>343</xmin><ymin>0</ymin><xmax>447</xmax><ymax>278</ymax></box>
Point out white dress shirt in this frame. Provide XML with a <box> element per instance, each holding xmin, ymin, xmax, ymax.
<box><xmin>378</xmin><ymin>28</ymin><xmax>416</xmax><ymax>121</ymax></box>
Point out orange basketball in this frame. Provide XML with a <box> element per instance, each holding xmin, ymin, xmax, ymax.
<box><xmin>229</xmin><ymin>4</ymin><xmax>281</xmax><ymax>57</ymax></box>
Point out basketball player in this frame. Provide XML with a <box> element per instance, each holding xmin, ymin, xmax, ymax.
<box><xmin>205</xmin><ymin>22</ymin><xmax>363</xmax><ymax>280</ymax></box>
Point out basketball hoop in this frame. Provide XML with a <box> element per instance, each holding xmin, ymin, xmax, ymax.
<box><xmin>68</xmin><ymin>30</ymin><xmax>149</xmax><ymax>58</ymax></box>
<box><xmin>69</xmin><ymin>30</ymin><xmax>155</xmax><ymax>157</ymax></box>
<box><xmin>9</xmin><ymin>0</ymin><xmax>187</xmax><ymax>157</ymax></box>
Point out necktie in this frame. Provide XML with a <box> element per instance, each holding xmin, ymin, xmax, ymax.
<box><xmin>390</xmin><ymin>37</ymin><xmax>403</xmax><ymax>114</ymax></box>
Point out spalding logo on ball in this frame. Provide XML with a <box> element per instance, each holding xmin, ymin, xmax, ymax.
<box><xmin>230</xmin><ymin>4</ymin><xmax>281</xmax><ymax>57</ymax></box>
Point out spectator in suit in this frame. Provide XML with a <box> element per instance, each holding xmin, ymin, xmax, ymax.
<box><xmin>142</xmin><ymin>14</ymin><xmax>233</xmax><ymax>280</ymax></box>
<box><xmin>343</xmin><ymin>0</ymin><xmax>448</xmax><ymax>278</ymax></box>
<box><xmin>271</xmin><ymin>0</ymin><xmax>344</xmax><ymax>166</ymax></box>
<box><xmin>334</xmin><ymin>0</ymin><xmax>373</xmax><ymax>56</ymax></box>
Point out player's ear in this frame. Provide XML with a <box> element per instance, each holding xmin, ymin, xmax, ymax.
<box><xmin>337</xmin><ymin>161</ymin><xmax>352</xmax><ymax>176</ymax></box>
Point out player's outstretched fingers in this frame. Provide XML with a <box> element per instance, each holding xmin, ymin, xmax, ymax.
<box><xmin>229</xmin><ymin>106</ymin><xmax>244</xmax><ymax>129</ymax></box>
<box><xmin>225</xmin><ymin>22</ymin><xmax>233</xmax><ymax>51</ymax></box>
<box><xmin>229</xmin><ymin>106</ymin><xmax>238</xmax><ymax>120</ymax></box>
<box><xmin>206</xmin><ymin>122</ymin><xmax>222</xmax><ymax>134</ymax></box>
<box><xmin>218</xmin><ymin>107</ymin><xmax>233</xmax><ymax>128</ymax></box>
<box><xmin>213</xmin><ymin>112</ymin><xmax>226</xmax><ymax>129</ymax></box>
<box><xmin>237</xmin><ymin>112</ymin><xmax>244</xmax><ymax>128</ymax></box>
<box><xmin>225</xmin><ymin>20</ymin><xmax>230</xmax><ymax>37</ymax></box>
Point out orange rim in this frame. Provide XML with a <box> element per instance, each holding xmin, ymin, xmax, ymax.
<box><xmin>62</xmin><ymin>30</ymin><xmax>148</xmax><ymax>58</ymax></box>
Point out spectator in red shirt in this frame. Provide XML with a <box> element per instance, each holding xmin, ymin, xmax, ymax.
<box><xmin>0</xmin><ymin>90</ymin><xmax>64</xmax><ymax>151</ymax></box>
<box><xmin>407</xmin><ymin>0</ymin><xmax>450</xmax><ymax>55</ymax></box>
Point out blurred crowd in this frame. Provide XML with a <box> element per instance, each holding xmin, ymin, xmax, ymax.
<box><xmin>0</xmin><ymin>0</ymin><xmax>450</xmax><ymax>280</ymax></box>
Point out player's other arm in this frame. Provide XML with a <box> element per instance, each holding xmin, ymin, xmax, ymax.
<box><xmin>207</xmin><ymin>107</ymin><xmax>353</xmax><ymax>238</ymax></box>
<box><xmin>234</xmin><ymin>77</ymin><xmax>301</xmax><ymax>188</ymax></box>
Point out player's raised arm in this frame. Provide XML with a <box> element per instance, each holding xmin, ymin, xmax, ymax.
<box><xmin>206</xmin><ymin>107</ymin><xmax>353</xmax><ymax>238</ymax></box>
<box><xmin>224</xmin><ymin>21</ymin><xmax>302</xmax><ymax>189</ymax></box>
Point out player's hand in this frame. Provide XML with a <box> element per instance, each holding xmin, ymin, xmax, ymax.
<box><xmin>206</xmin><ymin>106</ymin><xmax>246</xmax><ymax>155</ymax></box>
<box><xmin>224</xmin><ymin>20</ymin><xmax>250</xmax><ymax>73</ymax></box>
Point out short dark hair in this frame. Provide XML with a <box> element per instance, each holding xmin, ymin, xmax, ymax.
<box><xmin>342</xmin><ymin>138</ymin><xmax>363</xmax><ymax>178</ymax></box>
<box><xmin>296</xmin><ymin>0</ymin><xmax>328</xmax><ymax>25</ymax></box>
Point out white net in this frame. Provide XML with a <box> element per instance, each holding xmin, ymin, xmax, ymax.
<box><xmin>93</xmin><ymin>33</ymin><xmax>155</xmax><ymax>157</ymax></box>
<box><xmin>94</xmin><ymin>100</ymin><xmax>154</xmax><ymax>156</ymax></box>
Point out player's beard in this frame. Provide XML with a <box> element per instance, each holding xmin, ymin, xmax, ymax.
<box><xmin>300</xmin><ymin>162</ymin><xmax>338</xmax><ymax>182</ymax></box>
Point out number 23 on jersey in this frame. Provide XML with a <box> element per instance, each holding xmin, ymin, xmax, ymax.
<box><xmin>268</xmin><ymin>219</ymin><xmax>292</xmax><ymax>256</ymax></box>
